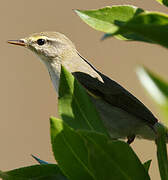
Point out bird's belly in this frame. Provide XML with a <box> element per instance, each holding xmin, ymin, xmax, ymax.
<box><xmin>90</xmin><ymin>97</ymin><xmax>155</xmax><ymax>140</ymax></box>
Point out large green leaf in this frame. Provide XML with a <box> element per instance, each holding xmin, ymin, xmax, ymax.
<box><xmin>50</xmin><ymin>117</ymin><xmax>95</xmax><ymax>180</ymax></box>
<box><xmin>0</xmin><ymin>164</ymin><xmax>67</xmax><ymax>180</ymax></box>
<box><xmin>75</xmin><ymin>6</ymin><xmax>144</xmax><ymax>34</ymax></box>
<box><xmin>50</xmin><ymin>117</ymin><xmax>150</xmax><ymax>180</ymax></box>
<box><xmin>79</xmin><ymin>131</ymin><xmax>150</xmax><ymax>180</ymax></box>
<box><xmin>136</xmin><ymin>66</ymin><xmax>168</xmax><ymax>126</ymax></box>
<box><xmin>155</xmin><ymin>123</ymin><xmax>168</xmax><ymax>180</ymax></box>
<box><xmin>58</xmin><ymin>66</ymin><xmax>108</xmax><ymax>136</ymax></box>
<box><xmin>75</xmin><ymin>6</ymin><xmax>149</xmax><ymax>42</ymax></box>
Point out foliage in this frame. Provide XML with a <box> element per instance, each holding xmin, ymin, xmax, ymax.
<box><xmin>2</xmin><ymin>0</ymin><xmax>168</xmax><ymax>180</ymax></box>
<box><xmin>75</xmin><ymin>6</ymin><xmax>168</xmax><ymax>48</ymax></box>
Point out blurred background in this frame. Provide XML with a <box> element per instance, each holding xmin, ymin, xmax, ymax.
<box><xmin>0</xmin><ymin>0</ymin><xmax>168</xmax><ymax>179</ymax></box>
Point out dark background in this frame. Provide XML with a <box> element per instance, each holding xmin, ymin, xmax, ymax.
<box><xmin>1</xmin><ymin>1</ymin><xmax>168</xmax><ymax>179</ymax></box>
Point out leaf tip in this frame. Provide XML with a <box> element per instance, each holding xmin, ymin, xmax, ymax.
<box><xmin>31</xmin><ymin>154</ymin><xmax>49</xmax><ymax>164</ymax></box>
<box><xmin>74</xmin><ymin>9</ymin><xmax>86</xmax><ymax>19</ymax></box>
<box><xmin>50</xmin><ymin>116</ymin><xmax>57</xmax><ymax>129</ymax></box>
<box><xmin>74</xmin><ymin>9</ymin><xmax>81</xmax><ymax>14</ymax></box>
<box><xmin>136</xmin><ymin>65</ymin><xmax>147</xmax><ymax>79</ymax></box>
<box><xmin>101</xmin><ymin>33</ymin><xmax>112</xmax><ymax>41</ymax></box>
<box><xmin>60</xmin><ymin>65</ymin><xmax>68</xmax><ymax>77</ymax></box>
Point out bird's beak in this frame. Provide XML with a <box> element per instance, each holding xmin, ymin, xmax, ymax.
<box><xmin>7</xmin><ymin>39</ymin><xmax>26</xmax><ymax>47</ymax></box>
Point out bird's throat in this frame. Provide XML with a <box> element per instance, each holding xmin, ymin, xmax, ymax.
<box><xmin>42</xmin><ymin>57</ymin><xmax>61</xmax><ymax>94</ymax></box>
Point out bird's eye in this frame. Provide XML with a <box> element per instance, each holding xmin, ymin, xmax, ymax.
<box><xmin>37</xmin><ymin>39</ymin><xmax>46</xmax><ymax>46</ymax></box>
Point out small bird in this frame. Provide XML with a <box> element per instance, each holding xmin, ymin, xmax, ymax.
<box><xmin>8</xmin><ymin>32</ymin><xmax>163</xmax><ymax>144</ymax></box>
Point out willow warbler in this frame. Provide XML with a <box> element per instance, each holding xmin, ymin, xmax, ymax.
<box><xmin>8</xmin><ymin>32</ymin><xmax>163</xmax><ymax>144</ymax></box>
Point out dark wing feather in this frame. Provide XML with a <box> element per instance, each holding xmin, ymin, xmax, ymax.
<box><xmin>73</xmin><ymin>71</ymin><xmax>157</xmax><ymax>126</ymax></box>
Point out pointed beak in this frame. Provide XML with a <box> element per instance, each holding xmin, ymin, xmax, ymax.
<box><xmin>7</xmin><ymin>39</ymin><xmax>26</xmax><ymax>47</ymax></box>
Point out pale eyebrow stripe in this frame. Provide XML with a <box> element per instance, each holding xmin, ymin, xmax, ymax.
<box><xmin>30</xmin><ymin>36</ymin><xmax>47</xmax><ymax>41</ymax></box>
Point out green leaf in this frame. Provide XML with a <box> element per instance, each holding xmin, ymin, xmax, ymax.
<box><xmin>50</xmin><ymin>117</ymin><xmax>95</xmax><ymax>180</ymax></box>
<box><xmin>76</xmin><ymin>6</ymin><xmax>168</xmax><ymax>48</ymax></box>
<box><xmin>143</xmin><ymin>160</ymin><xmax>152</xmax><ymax>172</ymax></box>
<box><xmin>50</xmin><ymin>118</ymin><xmax>150</xmax><ymax>180</ymax></box>
<box><xmin>75</xmin><ymin>6</ymin><xmax>144</xmax><ymax>34</ymax></box>
<box><xmin>155</xmin><ymin>0</ymin><xmax>168</xmax><ymax>7</ymax></box>
<box><xmin>58</xmin><ymin>66</ymin><xmax>108</xmax><ymax>136</ymax></box>
<box><xmin>136</xmin><ymin>66</ymin><xmax>168</xmax><ymax>126</ymax></box>
<box><xmin>155</xmin><ymin>123</ymin><xmax>168</xmax><ymax>180</ymax></box>
<box><xmin>75</xmin><ymin>6</ymin><xmax>151</xmax><ymax>43</ymax></box>
<box><xmin>0</xmin><ymin>164</ymin><xmax>67</xmax><ymax>180</ymax></box>
<box><xmin>118</xmin><ymin>12</ymin><xmax>168</xmax><ymax>48</ymax></box>
<box><xmin>78</xmin><ymin>131</ymin><xmax>150</xmax><ymax>180</ymax></box>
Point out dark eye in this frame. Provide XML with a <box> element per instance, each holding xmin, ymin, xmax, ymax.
<box><xmin>37</xmin><ymin>39</ymin><xmax>46</xmax><ymax>46</ymax></box>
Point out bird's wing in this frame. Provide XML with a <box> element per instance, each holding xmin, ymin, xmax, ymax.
<box><xmin>73</xmin><ymin>71</ymin><xmax>158</xmax><ymax>126</ymax></box>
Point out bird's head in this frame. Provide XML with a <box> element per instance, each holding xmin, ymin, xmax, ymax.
<box><xmin>8</xmin><ymin>32</ymin><xmax>77</xmax><ymax>63</ymax></box>
<box><xmin>8</xmin><ymin>31</ymin><xmax>103</xmax><ymax>92</ymax></box>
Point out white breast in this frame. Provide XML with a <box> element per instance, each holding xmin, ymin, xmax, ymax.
<box><xmin>38</xmin><ymin>54</ymin><xmax>61</xmax><ymax>94</ymax></box>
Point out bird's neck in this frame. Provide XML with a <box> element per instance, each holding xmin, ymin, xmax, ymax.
<box><xmin>44</xmin><ymin>57</ymin><xmax>61</xmax><ymax>93</ymax></box>
<box><xmin>44</xmin><ymin>52</ymin><xmax>103</xmax><ymax>94</ymax></box>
